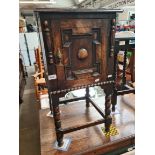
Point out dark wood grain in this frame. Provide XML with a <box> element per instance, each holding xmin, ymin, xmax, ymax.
<box><xmin>36</xmin><ymin>9</ymin><xmax>122</xmax><ymax>147</ymax></box>
<box><xmin>112</xmin><ymin>37</ymin><xmax>135</xmax><ymax>112</ymax></box>
<box><xmin>40</xmin><ymin>95</ymin><xmax>135</xmax><ymax>155</ymax></box>
<box><xmin>36</xmin><ymin>9</ymin><xmax>119</xmax><ymax>90</ymax></box>
<box><xmin>85</xmin><ymin>87</ymin><xmax>90</xmax><ymax>107</ymax></box>
<box><xmin>51</xmin><ymin>94</ymin><xmax>64</xmax><ymax>146</ymax></box>
<box><xmin>89</xmin><ymin>97</ymin><xmax>105</xmax><ymax>118</ymax></box>
<box><xmin>35</xmin><ymin>8</ymin><xmax>123</xmax><ymax>13</ymax></box>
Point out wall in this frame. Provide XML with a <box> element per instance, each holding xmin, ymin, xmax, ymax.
<box><xmin>19</xmin><ymin>32</ymin><xmax>40</xmax><ymax>66</ymax></box>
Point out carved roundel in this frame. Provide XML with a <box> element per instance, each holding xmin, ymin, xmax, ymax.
<box><xmin>78</xmin><ymin>48</ymin><xmax>88</xmax><ymax>60</ymax></box>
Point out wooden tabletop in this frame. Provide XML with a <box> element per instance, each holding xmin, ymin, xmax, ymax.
<box><xmin>40</xmin><ymin>95</ymin><xmax>135</xmax><ymax>155</ymax></box>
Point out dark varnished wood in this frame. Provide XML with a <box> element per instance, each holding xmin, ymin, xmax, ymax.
<box><xmin>117</xmin><ymin>89</ymin><xmax>135</xmax><ymax>95</ymax></box>
<box><xmin>62</xmin><ymin>119</ymin><xmax>105</xmax><ymax>134</ymax></box>
<box><xmin>51</xmin><ymin>94</ymin><xmax>64</xmax><ymax>146</ymax></box>
<box><xmin>122</xmin><ymin>50</ymin><xmax>127</xmax><ymax>86</ymax></box>
<box><xmin>85</xmin><ymin>87</ymin><xmax>90</xmax><ymax>107</ymax></box>
<box><xmin>59</xmin><ymin>96</ymin><xmax>86</xmax><ymax>104</ymax></box>
<box><xmin>112</xmin><ymin>37</ymin><xmax>135</xmax><ymax>111</ymax></box>
<box><xmin>39</xmin><ymin>95</ymin><xmax>135</xmax><ymax>155</ymax></box>
<box><xmin>50</xmin><ymin>86</ymin><xmax>113</xmax><ymax>147</ymax></box>
<box><xmin>104</xmin><ymin>93</ymin><xmax>112</xmax><ymax>132</ymax></box>
<box><xmin>89</xmin><ymin>97</ymin><xmax>105</xmax><ymax>118</ymax></box>
<box><xmin>35</xmin><ymin>9</ymin><xmax>121</xmax><ymax>90</ymax></box>
<box><xmin>35</xmin><ymin>8</ymin><xmax>123</xmax><ymax>13</ymax></box>
<box><xmin>80</xmin><ymin>135</ymin><xmax>135</xmax><ymax>155</ymax></box>
<box><xmin>111</xmin><ymin>39</ymin><xmax>118</xmax><ymax>112</ymax></box>
<box><xmin>36</xmin><ymin>9</ymin><xmax>122</xmax><ymax>147</ymax></box>
<box><xmin>35</xmin><ymin>8</ymin><xmax>123</xmax><ymax>20</ymax></box>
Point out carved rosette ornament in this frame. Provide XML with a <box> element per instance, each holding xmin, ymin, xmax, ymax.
<box><xmin>78</xmin><ymin>48</ymin><xmax>88</xmax><ymax>60</ymax></box>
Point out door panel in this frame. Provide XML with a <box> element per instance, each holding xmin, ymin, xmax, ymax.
<box><xmin>51</xmin><ymin>18</ymin><xmax>110</xmax><ymax>85</ymax></box>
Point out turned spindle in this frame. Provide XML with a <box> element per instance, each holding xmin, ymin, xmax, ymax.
<box><xmin>52</xmin><ymin>95</ymin><xmax>64</xmax><ymax>147</ymax></box>
<box><xmin>105</xmin><ymin>93</ymin><xmax>112</xmax><ymax>132</ymax></box>
<box><xmin>85</xmin><ymin>86</ymin><xmax>90</xmax><ymax>107</ymax></box>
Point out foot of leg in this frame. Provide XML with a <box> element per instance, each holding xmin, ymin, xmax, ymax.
<box><xmin>57</xmin><ymin>131</ymin><xmax>64</xmax><ymax>147</ymax></box>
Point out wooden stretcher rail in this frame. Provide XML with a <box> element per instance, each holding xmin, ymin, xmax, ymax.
<box><xmin>89</xmin><ymin>97</ymin><xmax>105</xmax><ymax>118</ymax></box>
<box><xmin>115</xmin><ymin>44</ymin><xmax>135</xmax><ymax>50</ymax></box>
<box><xmin>59</xmin><ymin>96</ymin><xmax>86</xmax><ymax>104</ymax></box>
<box><xmin>117</xmin><ymin>89</ymin><xmax>135</xmax><ymax>95</ymax></box>
<box><xmin>124</xmin><ymin>84</ymin><xmax>134</xmax><ymax>90</ymax></box>
<box><xmin>61</xmin><ymin>119</ymin><xmax>105</xmax><ymax>134</ymax></box>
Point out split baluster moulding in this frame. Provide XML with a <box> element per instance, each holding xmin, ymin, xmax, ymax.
<box><xmin>35</xmin><ymin>8</ymin><xmax>122</xmax><ymax>147</ymax></box>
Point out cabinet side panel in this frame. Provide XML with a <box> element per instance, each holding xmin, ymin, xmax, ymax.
<box><xmin>37</xmin><ymin>13</ymin><xmax>58</xmax><ymax>91</ymax></box>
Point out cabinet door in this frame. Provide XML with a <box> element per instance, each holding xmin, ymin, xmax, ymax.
<box><xmin>51</xmin><ymin>19</ymin><xmax>110</xmax><ymax>82</ymax></box>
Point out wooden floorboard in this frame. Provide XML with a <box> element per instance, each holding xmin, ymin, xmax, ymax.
<box><xmin>40</xmin><ymin>95</ymin><xmax>135</xmax><ymax>155</ymax></box>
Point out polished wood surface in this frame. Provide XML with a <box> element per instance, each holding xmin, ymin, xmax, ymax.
<box><xmin>36</xmin><ymin>9</ymin><xmax>123</xmax><ymax>146</ymax></box>
<box><xmin>35</xmin><ymin>9</ymin><xmax>121</xmax><ymax>91</ymax></box>
<box><xmin>40</xmin><ymin>95</ymin><xmax>135</xmax><ymax>155</ymax></box>
<box><xmin>112</xmin><ymin>37</ymin><xmax>135</xmax><ymax>112</ymax></box>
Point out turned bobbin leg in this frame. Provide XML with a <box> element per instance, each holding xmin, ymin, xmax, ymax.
<box><xmin>122</xmin><ymin>50</ymin><xmax>127</xmax><ymax>87</ymax></box>
<box><xmin>112</xmin><ymin>45</ymin><xmax>118</xmax><ymax>112</ymax></box>
<box><xmin>85</xmin><ymin>86</ymin><xmax>90</xmax><ymax>107</ymax></box>
<box><xmin>111</xmin><ymin>88</ymin><xmax>117</xmax><ymax>112</ymax></box>
<box><xmin>48</xmin><ymin>92</ymin><xmax>53</xmax><ymax>114</ymax></box>
<box><xmin>105</xmin><ymin>92</ymin><xmax>112</xmax><ymax>132</ymax></box>
<box><xmin>52</xmin><ymin>95</ymin><xmax>64</xmax><ymax>147</ymax></box>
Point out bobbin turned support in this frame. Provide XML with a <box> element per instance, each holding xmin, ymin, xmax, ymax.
<box><xmin>104</xmin><ymin>89</ymin><xmax>112</xmax><ymax>132</ymax></box>
<box><xmin>51</xmin><ymin>80</ymin><xmax>114</xmax><ymax>146</ymax></box>
<box><xmin>112</xmin><ymin>88</ymin><xmax>117</xmax><ymax>112</ymax></box>
<box><xmin>85</xmin><ymin>86</ymin><xmax>90</xmax><ymax>107</ymax></box>
<box><xmin>112</xmin><ymin>41</ymin><xmax>118</xmax><ymax>112</ymax></box>
<box><xmin>52</xmin><ymin>95</ymin><xmax>64</xmax><ymax>147</ymax></box>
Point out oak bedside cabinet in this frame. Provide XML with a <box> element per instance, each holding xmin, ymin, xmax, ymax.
<box><xmin>35</xmin><ymin>8</ymin><xmax>122</xmax><ymax>147</ymax></box>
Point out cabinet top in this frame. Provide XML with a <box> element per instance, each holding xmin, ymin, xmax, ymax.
<box><xmin>35</xmin><ymin>8</ymin><xmax>123</xmax><ymax>13</ymax></box>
